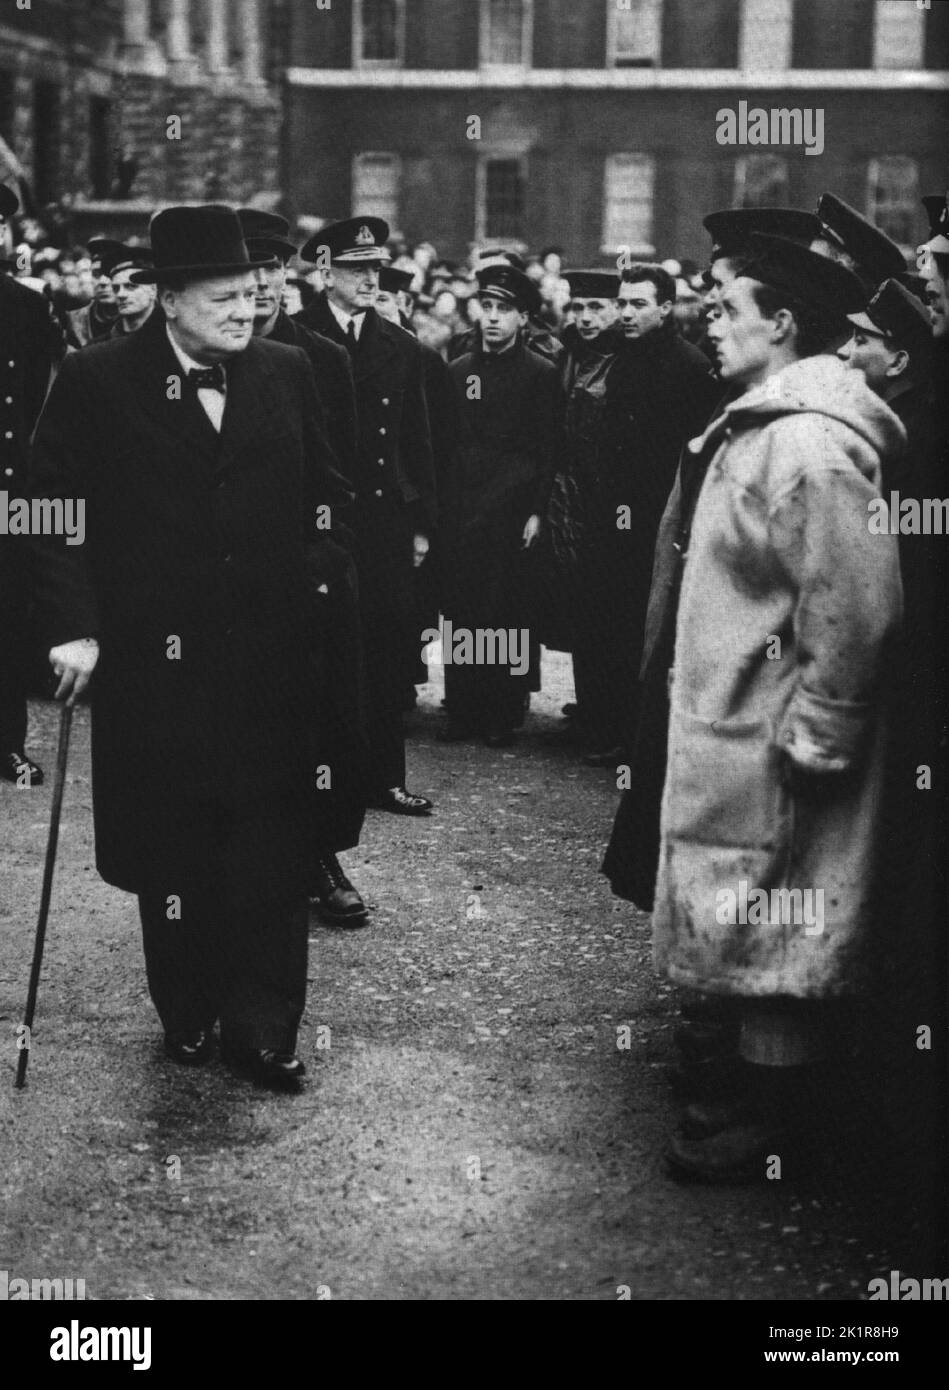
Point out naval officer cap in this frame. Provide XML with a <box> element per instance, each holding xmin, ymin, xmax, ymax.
<box><xmin>300</xmin><ymin>216</ymin><xmax>391</xmax><ymax>265</ymax></box>
<box><xmin>238</xmin><ymin>208</ymin><xmax>299</xmax><ymax>263</ymax></box>
<box><xmin>814</xmin><ymin>192</ymin><xmax>907</xmax><ymax>287</ymax></box>
<box><xmin>744</xmin><ymin>232</ymin><xmax>867</xmax><ymax>323</ymax></box>
<box><xmin>847</xmin><ymin>277</ymin><xmax>933</xmax><ymax>351</ymax></box>
<box><xmin>565</xmin><ymin>269</ymin><xmax>619</xmax><ymax>300</ymax></box>
<box><xmin>702</xmin><ymin>208</ymin><xmax>823</xmax><ymax>261</ymax></box>
<box><xmin>919</xmin><ymin>192</ymin><xmax>949</xmax><ymax>256</ymax></box>
<box><xmin>476</xmin><ymin>263</ymin><xmax>540</xmax><ymax>314</ymax></box>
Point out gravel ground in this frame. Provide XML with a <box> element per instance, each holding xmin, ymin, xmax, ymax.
<box><xmin>0</xmin><ymin>654</ymin><xmax>929</xmax><ymax>1301</ymax></box>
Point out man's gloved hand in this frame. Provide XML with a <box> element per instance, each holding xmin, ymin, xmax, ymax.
<box><xmin>49</xmin><ymin>638</ymin><xmax>99</xmax><ymax>703</ymax></box>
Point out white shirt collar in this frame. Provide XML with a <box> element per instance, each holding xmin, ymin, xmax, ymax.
<box><xmin>328</xmin><ymin>298</ymin><xmax>365</xmax><ymax>339</ymax></box>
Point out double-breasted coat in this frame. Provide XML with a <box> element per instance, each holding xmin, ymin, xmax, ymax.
<box><xmin>652</xmin><ymin>356</ymin><xmax>905</xmax><ymax>1000</ymax></box>
<box><xmin>27</xmin><ymin>312</ymin><xmax>353</xmax><ymax>891</ymax></box>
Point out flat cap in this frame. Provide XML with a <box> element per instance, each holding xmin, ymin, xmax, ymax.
<box><xmin>565</xmin><ymin>269</ymin><xmax>619</xmax><ymax>299</ymax></box>
<box><xmin>815</xmin><ymin>192</ymin><xmax>907</xmax><ymax>286</ymax></box>
<box><xmin>476</xmin><ymin>263</ymin><xmax>540</xmax><ymax>314</ymax></box>
<box><xmin>238</xmin><ymin>207</ymin><xmax>298</xmax><ymax>261</ymax></box>
<box><xmin>744</xmin><ymin>232</ymin><xmax>867</xmax><ymax>321</ymax></box>
<box><xmin>847</xmin><ymin>277</ymin><xmax>932</xmax><ymax>349</ymax></box>
<box><xmin>703</xmin><ymin>208</ymin><xmax>823</xmax><ymax>260</ymax></box>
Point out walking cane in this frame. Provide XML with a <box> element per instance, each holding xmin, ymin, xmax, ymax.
<box><xmin>14</xmin><ymin>699</ymin><xmax>74</xmax><ymax>1089</ymax></box>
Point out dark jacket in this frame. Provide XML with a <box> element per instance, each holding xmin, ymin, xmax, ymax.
<box><xmin>268</xmin><ymin>307</ymin><xmax>358</xmax><ymax>491</ymax></box>
<box><xmin>441</xmin><ymin>340</ymin><xmax>563</xmax><ymax>625</ymax></box>
<box><xmin>296</xmin><ymin>294</ymin><xmax>436</xmax><ymax>534</ymax></box>
<box><xmin>1</xmin><ymin>273</ymin><xmax>52</xmax><ymax>488</ymax></box>
<box><xmin>27</xmin><ymin>313</ymin><xmax>353</xmax><ymax>891</ymax></box>
<box><xmin>65</xmin><ymin>298</ymin><xmax>117</xmax><ymax>349</ymax></box>
<box><xmin>448</xmin><ymin>316</ymin><xmax>565</xmax><ymax>367</ymax></box>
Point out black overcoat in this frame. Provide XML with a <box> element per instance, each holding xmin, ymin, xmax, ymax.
<box><xmin>442</xmin><ymin>341</ymin><xmax>562</xmax><ymax>629</ymax></box>
<box><xmin>27</xmin><ymin>313</ymin><xmax>353</xmax><ymax>891</ymax></box>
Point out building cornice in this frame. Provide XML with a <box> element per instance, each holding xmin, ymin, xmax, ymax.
<box><xmin>286</xmin><ymin>67</ymin><xmax>949</xmax><ymax>91</ymax></box>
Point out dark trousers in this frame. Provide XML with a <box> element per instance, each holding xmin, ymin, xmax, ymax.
<box><xmin>354</xmin><ymin>497</ymin><xmax>415</xmax><ymax>792</ymax></box>
<box><xmin>0</xmin><ymin>542</ymin><xmax>29</xmax><ymax>752</ymax></box>
<box><xmin>136</xmin><ymin>794</ymin><xmax>308</xmax><ymax>1051</ymax></box>
<box><xmin>444</xmin><ymin>659</ymin><xmax>529</xmax><ymax>733</ymax></box>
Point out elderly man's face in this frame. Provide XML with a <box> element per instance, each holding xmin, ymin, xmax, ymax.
<box><xmin>325</xmin><ymin>262</ymin><xmax>380</xmax><ymax>314</ymax></box>
<box><xmin>161</xmin><ymin>272</ymin><xmax>256</xmax><ymax>362</ymax></box>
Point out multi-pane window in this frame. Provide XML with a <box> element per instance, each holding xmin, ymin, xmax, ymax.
<box><xmin>354</xmin><ymin>0</ymin><xmax>405</xmax><ymax>67</ymax></box>
<box><xmin>480</xmin><ymin>0</ymin><xmax>531</xmax><ymax>67</ymax></box>
<box><xmin>738</xmin><ymin>0</ymin><xmax>794</xmax><ymax>69</ymax></box>
<box><xmin>602</xmin><ymin>154</ymin><xmax>656</xmax><ymax>256</ymax></box>
<box><xmin>32</xmin><ymin>80</ymin><xmax>60</xmax><ymax>206</ymax></box>
<box><xmin>607</xmin><ymin>0</ymin><xmax>662</xmax><ymax>67</ymax></box>
<box><xmin>352</xmin><ymin>152</ymin><xmax>401</xmax><ymax>226</ymax></box>
<box><xmin>477</xmin><ymin>156</ymin><xmax>527</xmax><ymax>241</ymax></box>
<box><xmin>872</xmin><ymin>0</ymin><xmax>926</xmax><ymax>70</ymax></box>
<box><xmin>867</xmin><ymin>156</ymin><xmax>918</xmax><ymax>250</ymax></box>
<box><xmin>734</xmin><ymin>154</ymin><xmax>788</xmax><ymax>209</ymax></box>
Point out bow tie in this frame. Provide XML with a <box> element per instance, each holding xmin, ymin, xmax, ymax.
<box><xmin>187</xmin><ymin>364</ymin><xmax>226</xmax><ymax>393</ymax></box>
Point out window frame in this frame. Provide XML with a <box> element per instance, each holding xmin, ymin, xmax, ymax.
<box><xmin>866</xmin><ymin>155</ymin><xmax>919</xmax><ymax>253</ymax></box>
<box><xmin>601</xmin><ymin>152</ymin><xmax>657</xmax><ymax>258</ymax></box>
<box><xmin>351</xmin><ymin>150</ymin><xmax>403</xmax><ymax>227</ymax></box>
<box><xmin>606</xmin><ymin>0</ymin><xmax>663</xmax><ymax>69</ymax></box>
<box><xmin>732</xmin><ymin>153</ymin><xmax>790</xmax><ymax>210</ymax></box>
<box><xmin>478</xmin><ymin>0</ymin><xmax>533</xmax><ymax>71</ymax></box>
<box><xmin>475</xmin><ymin>151</ymin><xmax>529</xmax><ymax>245</ymax></box>
<box><xmin>352</xmin><ymin>0</ymin><xmax>407</xmax><ymax>70</ymax></box>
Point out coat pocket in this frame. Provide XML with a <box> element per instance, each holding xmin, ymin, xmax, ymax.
<box><xmin>663</xmin><ymin>710</ymin><xmax>792</xmax><ymax>865</ymax></box>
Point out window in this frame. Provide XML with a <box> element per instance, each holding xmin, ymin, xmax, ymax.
<box><xmin>352</xmin><ymin>152</ymin><xmax>401</xmax><ymax>226</ymax></box>
<box><xmin>32</xmin><ymin>80</ymin><xmax>60</xmax><ymax>205</ymax></box>
<box><xmin>89</xmin><ymin>97</ymin><xmax>113</xmax><ymax>199</ymax></box>
<box><xmin>607</xmin><ymin>0</ymin><xmax>662</xmax><ymax>67</ymax></box>
<box><xmin>734</xmin><ymin>154</ymin><xmax>788</xmax><ymax>209</ymax></box>
<box><xmin>353</xmin><ymin>0</ymin><xmax>405</xmax><ymax>67</ymax></box>
<box><xmin>867</xmin><ymin>156</ymin><xmax>918</xmax><ymax>251</ymax></box>
<box><xmin>602</xmin><ymin>154</ymin><xmax>656</xmax><ymax>256</ymax></box>
<box><xmin>476</xmin><ymin>155</ymin><xmax>527</xmax><ymax>242</ymax></box>
<box><xmin>873</xmin><ymin>1</ymin><xmax>925</xmax><ymax>70</ymax></box>
<box><xmin>480</xmin><ymin>0</ymin><xmax>532</xmax><ymax>68</ymax></box>
<box><xmin>739</xmin><ymin>0</ymin><xmax>793</xmax><ymax>69</ymax></box>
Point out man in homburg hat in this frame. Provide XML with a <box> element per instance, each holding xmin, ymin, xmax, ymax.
<box><xmin>296</xmin><ymin>216</ymin><xmax>436</xmax><ymax>816</ymax></box>
<box><xmin>28</xmin><ymin>205</ymin><xmax>352</xmax><ymax>1089</ymax></box>
<box><xmin>651</xmin><ymin>234</ymin><xmax>903</xmax><ymax>1180</ymax></box>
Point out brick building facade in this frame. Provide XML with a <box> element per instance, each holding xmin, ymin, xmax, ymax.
<box><xmin>282</xmin><ymin>0</ymin><xmax>949</xmax><ymax>265</ymax></box>
<box><xmin>0</xmin><ymin>0</ymin><xmax>284</xmax><ymax>240</ymax></box>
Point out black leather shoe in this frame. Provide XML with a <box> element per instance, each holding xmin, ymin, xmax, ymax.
<box><xmin>164</xmin><ymin>1030</ymin><xmax>213</xmax><ymax>1066</ymax></box>
<box><xmin>310</xmin><ymin>853</ymin><xmax>368</xmax><ymax>927</ymax></box>
<box><xmin>1</xmin><ymin>751</ymin><xmax>44</xmax><ymax>786</ymax></box>
<box><xmin>368</xmin><ymin>786</ymin><xmax>433</xmax><ymax>815</ymax></box>
<box><xmin>224</xmin><ymin>1047</ymin><xmax>306</xmax><ymax>1092</ymax></box>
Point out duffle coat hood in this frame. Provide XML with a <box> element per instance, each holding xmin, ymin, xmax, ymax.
<box><xmin>653</xmin><ymin>354</ymin><xmax>906</xmax><ymax>999</ymax></box>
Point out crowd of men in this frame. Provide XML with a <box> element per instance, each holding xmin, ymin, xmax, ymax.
<box><xmin>1</xmin><ymin>177</ymin><xmax>946</xmax><ymax>1191</ymax></box>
